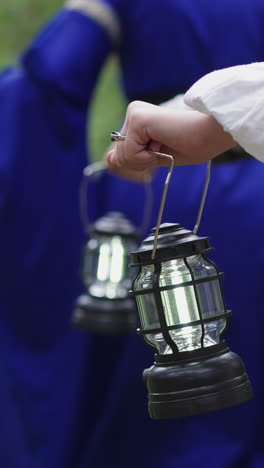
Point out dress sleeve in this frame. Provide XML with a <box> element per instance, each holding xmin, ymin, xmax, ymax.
<box><xmin>184</xmin><ymin>62</ymin><xmax>264</xmax><ymax>162</ymax></box>
<box><xmin>21</xmin><ymin>5</ymin><xmax>117</xmax><ymax>104</ymax></box>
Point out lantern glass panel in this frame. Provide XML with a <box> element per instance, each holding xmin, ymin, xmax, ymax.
<box><xmin>159</xmin><ymin>258</ymin><xmax>202</xmax><ymax>352</ymax></box>
<box><xmin>134</xmin><ymin>255</ymin><xmax>227</xmax><ymax>354</ymax></box>
<box><xmin>134</xmin><ymin>264</ymin><xmax>159</xmax><ymax>328</ymax></box>
<box><xmin>134</xmin><ymin>265</ymin><xmax>170</xmax><ymax>354</ymax></box>
<box><xmin>189</xmin><ymin>255</ymin><xmax>226</xmax><ymax>346</ymax></box>
<box><xmin>83</xmin><ymin>234</ymin><xmax>136</xmax><ymax>299</ymax></box>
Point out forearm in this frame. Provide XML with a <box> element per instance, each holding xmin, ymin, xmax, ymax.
<box><xmin>146</xmin><ymin>109</ymin><xmax>236</xmax><ymax>164</ymax></box>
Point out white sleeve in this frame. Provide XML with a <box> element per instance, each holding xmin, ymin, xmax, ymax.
<box><xmin>184</xmin><ymin>62</ymin><xmax>264</xmax><ymax>162</ymax></box>
<box><xmin>160</xmin><ymin>94</ymin><xmax>192</xmax><ymax>111</ymax></box>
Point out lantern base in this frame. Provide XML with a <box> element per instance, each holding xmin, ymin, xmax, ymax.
<box><xmin>143</xmin><ymin>343</ymin><xmax>253</xmax><ymax>419</ymax></box>
<box><xmin>72</xmin><ymin>293</ymin><xmax>137</xmax><ymax>334</ymax></box>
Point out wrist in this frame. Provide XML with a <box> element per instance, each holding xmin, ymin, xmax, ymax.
<box><xmin>205</xmin><ymin>114</ymin><xmax>236</xmax><ymax>156</ymax></box>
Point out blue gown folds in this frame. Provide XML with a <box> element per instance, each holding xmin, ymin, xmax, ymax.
<box><xmin>1</xmin><ymin>2</ymin><xmax>264</xmax><ymax>467</ymax></box>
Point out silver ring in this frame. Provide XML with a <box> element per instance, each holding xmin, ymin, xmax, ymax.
<box><xmin>110</xmin><ymin>131</ymin><xmax>126</xmax><ymax>142</ymax></box>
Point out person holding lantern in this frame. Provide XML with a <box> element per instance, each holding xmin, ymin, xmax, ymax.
<box><xmin>1</xmin><ymin>0</ymin><xmax>264</xmax><ymax>467</ymax></box>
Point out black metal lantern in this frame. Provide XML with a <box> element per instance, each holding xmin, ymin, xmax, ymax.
<box><xmin>72</xmin><ymin>161</ymin><xmax>152</xmax><ymax>334</ymax></box>
<box><xmin>73</xmin><ymin>211</ymin><xmax>139</xmax><ymax>333</ymax></box>
<box><xmin>130</xmin><ymin>223</ymin><xmax>253</xmax><ymax>419</ymax></box>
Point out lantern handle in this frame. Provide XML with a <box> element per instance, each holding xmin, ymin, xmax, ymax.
<box><xmin>79</xmin><ymin>160</ymin><xmax>153</xmax><ymax>237</ymax></box>
<box><xmin>109</xmin><ymin>131</ymin><xmax>211</xmax><ymax>258</ymax></box>
<box><xmin>79</xmin><ymin>161</ymin><xmax>106</xmax><ymax>233</ymax></box>
<box><xmin>149</xmin><ymin>157</ymin><xmax>211</xmax><ymax>258</ymax></box>
<box><xmin>148</xmin><ymin>151</ymin><xmax>174</xmax><ymax>260</ymax></box>
<box><xmin>193</xmin><ymin>160</ymin><xmax>211</xmax><ymax>235</ymax></box>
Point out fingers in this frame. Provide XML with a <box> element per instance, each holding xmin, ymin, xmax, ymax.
<box><xmin>106</xmin><ymin>101</ymin><xmax>164</xmax><ymax>175</ymax></box>
<box><xmin>106</xmin><ymin>146</ymin><xmax>156</xmax><ymax>181</ymax></box>
<box><xmin>107</xmin><ymin>164</ymin><xmax>155</xmax><ymax>182</ymax></box>
<box><xmin>106</xmin><ymin>149</ymin><xmax>155</xmax><ymax>181</ymax></box>
<box><xmin>105</xmin><ymin>100</ymin><xmax>193</xmax><ymax>179</ymax></box>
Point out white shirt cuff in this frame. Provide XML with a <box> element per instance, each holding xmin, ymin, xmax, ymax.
<box><xmin>184</xmin><ymin>62</ymin><xmax>264</xmax><ymax>162</ymax></box>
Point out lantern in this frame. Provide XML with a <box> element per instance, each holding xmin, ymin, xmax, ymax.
<box><xmin>73</xmin><ymin>211</ymin><xmax>139</xmax><ymax>333</ymax></box>
<box><xmin>72</xmin><ymin>161</ymin><xmax>152</xmax><ymax>334</ymax></box>
<box><xmin>108</xmin><ymin>130</ymin><xmax>252</xmax><ymax>417</ymax></box>
<box><xmin>130</xmin><ymin>222</ymin><xmax>253</xmax><ymax>418</ymax></box>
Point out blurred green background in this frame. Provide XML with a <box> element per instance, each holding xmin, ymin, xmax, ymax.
<box><xmin>0</xmin><ymin>1</ymin><xmax>126</xmax><ymax>161</ymax></box>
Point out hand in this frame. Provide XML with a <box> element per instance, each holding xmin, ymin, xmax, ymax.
<box><xmin>105</xmin><ymin>100</ymin><xmax>236</xmax><ymax>181</ymax></box>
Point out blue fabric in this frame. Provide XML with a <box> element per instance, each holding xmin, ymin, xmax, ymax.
<box><xmin>0</xmin><ymin>3</ymin><xmax>264</xmax><ymax>468</ymax></box>
<box><xmin>118</xmin><ymin>0</ymin><xmax>264</xmax><ymax>99</ymax></box>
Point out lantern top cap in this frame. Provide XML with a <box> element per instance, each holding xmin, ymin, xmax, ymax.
<box><xmin>151</xmin><ymin>223</ymin><xmax>181</xmax><ymax>234</ymax></box>
<box><xmin>91</xmin><ymin>211</ymin><xmax>138</xmax><ymax>237</ymax></box>
<box><xmin>130</xmin><ymin>222</ymin><xmax>211</xmax><ymax>264</ymax></box>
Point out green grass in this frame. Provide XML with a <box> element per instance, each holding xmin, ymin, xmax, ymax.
<box><xmin>0</xmin><ymin>1</ymin><xmax>61</xmax><ymax>67</ymax></box>
<box><xmin>89</xmin><ymin>56</ymin><xmax>126</xmax><ymax>161</ymax></box>
<box><xmin>0</xmin><ymin>1</ymin><xmax>125</xmax><ymax>161</ymax></box>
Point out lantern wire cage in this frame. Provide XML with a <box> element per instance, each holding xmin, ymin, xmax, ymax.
<box><xmin>132</xmin><ymin>251</ymin><xmax>231</xmax><ymax>357</ymax></box>
<box><xmin>126</xmin><ymin>148</ymin><xmax>218</xmax><ymax>356</ymax></box>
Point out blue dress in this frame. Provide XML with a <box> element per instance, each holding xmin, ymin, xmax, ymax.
<box><xmin>1</xmin><ymin>2</ymin><xmax>264</xmax><ymax>467</ymax></box>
